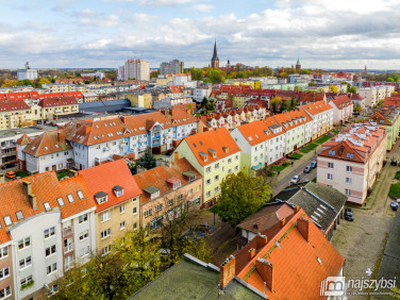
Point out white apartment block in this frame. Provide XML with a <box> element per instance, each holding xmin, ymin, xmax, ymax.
<box><xmin>302</xmin><ymin>100</ymin><xmax>334</xmax><ymax>140</ymax></box>
<box><xmin>118</xmin><ymin>59</ymin><xmax>150</xmax><ymax>81</ymax></box>
<box><xmin>193</xmin><ymin>87</ymin><xmax>212</xmax><ymax>103</ymax></box>
<box><xmin>160</xmin><ymin>59</ymin><xmax>184</xmax><ymax>75</ymax></box>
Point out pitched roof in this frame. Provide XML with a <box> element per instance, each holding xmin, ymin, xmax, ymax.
<box><xmin>330</xmin><ymin>95</ymin><xmax>353</xmax><ymax>109</ymax></box>
<box><xmin>235</xmin><ymin>120</ymin><xmax>282</xmax><ymax>146</ymax></box>
<box><xmin>79</xmin><ymin>159</ymin><xmax>142</xmax><ymax>212</ymax></box>
<box><xmin>0</xmin><ymin>171</ymin><xmax>95</xmax><ymax>243</ymax></box>
<box><xmin>133</xmin><ymin>158</ymin><xmax>201</xmax><ymax>205</ymax></box>
<box><xmin>16</xmin><ymin>134</ymin><xmax>32</xmax><ymax>146</ymax></box>
<box><xmin>302</xmin><ymin>100</ymin><xmax>333</xmax><ymax>116</ymax></box>
<box><xmin>300</xmin><ymin>92</ymin><xmax>326</xmax><ymax>103</ymax></box>
<box><xmin>38</xmin><ymin>96</ymin><xmax>78</xmax><ymax>107</ymax></box>
<box><xmin>319</xmin><ymin>139</ymin><xmax>365</xmax><ymax>163</ymax></box>
<box><xmin>182</xmin><ymin>128</ymin><xmax>241</xmax><ymax>167</ymax></box>
<box><xmin>237</xmin><ymin>208</ymin><xmax>345</xmax><ymax>299</ymax></box>
<box><xmin>0</xmin><ymin>100</ymin><xmax>30</xmax><ymax>112</ymax></box>
<box><xmin>23</xmin><ymin>130</ymin><xmax>71</xmax><ymax>157</ymax></box>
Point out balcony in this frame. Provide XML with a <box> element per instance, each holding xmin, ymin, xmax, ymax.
<box><xmin>103</xmin><ymin>147</ymin><xmax>110</xmax><ymax>152</ymax></box>
<box><xmin>64</xmin><ymin>243</ymin><xmax>74</xmax><ymax>254</ymax></box>
<box><xmin>63</xmin><ymin>227</ymin><xmax>73</xmax><ymax>238</ymax></box>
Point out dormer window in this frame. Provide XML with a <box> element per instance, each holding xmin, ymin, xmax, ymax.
<box><xmin>208</xmin><ymin>148</ymin><xmax>217</xmax><ymax>158</ymax></box>
<box><xmin>144</xmin><ymin>186</ymin><xmax>160</xmax><ymax>200</ymax></box>
<box><xmin>113</xmin><ymin>186</ymin><xmax>124</xmax><ymax>197</ymax></box>
<box><xmin>94</xmin><ymin>192</ymin><xmax>108</xmax><ymax>204</ymax></box>
<box><xmin>183</xmin><ymin>171</ymin><xmax>197</xmax><ymax>182</ymax></box>
<box><xmin>166</xmin><ymin>178</ymin><xmax>181</xmax><ymax>190</ymax></box>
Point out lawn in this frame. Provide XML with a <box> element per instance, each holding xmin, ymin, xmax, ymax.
<box><xmin>315</xmin><ymin>135</ymin><xmax>332</xmax><ymax>145</ymax></box>
<box><xmin>306</xmin><ymin>143</ymin><xmax>318</xmax><ymax>150</ymax></box>
<box><xmin>271</xmin><ymin>162</ymin><xmax>290</xmax><ymax>172</ymax></box>
<box><xmin>395</xmin><ymin>171</ymin><xmax>400</xmax><ymax>180</ymax></box>
<box><xmin>300</xmin><ymin>148</ymin><xmax>310</xmax><ymax>154</ymax></box>
<box><xmin>288</xmin><ymin>153</ymin><xmax>303</xmax><ymax>160</ymax></box>
<box><xmin>389</xmin><ymin>183</ymin><xmax>400</xmax><ymax>198</ymax></box>
<box><xmin>15</xmin><ymin>171</ymin><xmax>30</xmax><ymax>178</ymax></box>
<box><xmin>57</xmin><ymin>169</ymin><xmax>70</xmax><ymax>180</ymax></box>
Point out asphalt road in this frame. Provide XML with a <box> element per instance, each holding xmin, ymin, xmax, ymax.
<box><xmin>272</xmin><ymin>154</ymin><xmax>318</xmax><ymax>196</ymax></box>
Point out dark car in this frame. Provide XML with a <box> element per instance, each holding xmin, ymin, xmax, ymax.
<box><xmin>344</xmin><ymin>208</ymin><xmax>354</xmax><ymax>221</ymax></box>
<box><xmin>390</xmin><ymin>201</ymin><xmax>398</xmax><ymax>211</ymax></box>
<box><xmin>304</xmin><ymin>166</ymin><xmax>311</xmax><ymax>173</ymax></box>
<box><xmin>1</xmin><ymin>163</ymin><xmax>16</xmax><ymax>170</ymax></box>
<box><xmin>310</xmin><ymin>161</ymin><xmax>317</xmax><ymax>169</ymax></box>
<box><xmin>391</xmin><ymin>160</ymin><xmax>398</xmax><ymax>166</ymax></box>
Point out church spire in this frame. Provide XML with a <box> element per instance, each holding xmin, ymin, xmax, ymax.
<box><xmin>211</xmin><ymin>39</ymin><xmax>220</xmax><ymax>69</ymax></box>
<box><xmin>212</xmin><ymin>40</ymin><xmax>219</xmax><ymax>60</ymax></box>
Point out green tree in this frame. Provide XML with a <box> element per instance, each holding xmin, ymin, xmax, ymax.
<box><xmin>387</xmin><ymin>77</ymin><xmax>394</xmax><ymax>82</ymax></box>
<box><xmin>281</xmin><ymin>101</ymin><xmax>290</xmax><ymax>111</ymax></box>
<box><xmin>201</xmin><ymin>97</ymin><xmax>208</xmax><ymax>108</ymax></box>
<box><xmin>216</xmin><ymin>171</ymin><xmax>272</xmax><ymax>227</ymax></box>
<box><xmin>37</xmin><ymin>77</ymin><xmax>51</xmax><ymax>88</ymax></box>
<box><xmin>348</xmin><ymin>86</ymin><xmax>357</xmax><ymax>94</ymax></box>
<box><xmin>130</xmin><ymin>152</ymin><xmax>157</xmax><ymax>175</ymax></box>
<box><xmin>270</xmin><ymin>97</ymin><xmax>282</xmax><ymax>113</ymax></box>
<box><xmin>150</xmin><ymin>71</ymin><xmax>160</xmax><ymax>79</ymax></box>
<box><xmin>353</xmin><ymin>106</ymin><xmax>362</xmax><ymax>113</ymax></box>
<box><xmin>290</xmin><ymin>98</ymin><xmax>299</xmax><ymax>110</ymax></box>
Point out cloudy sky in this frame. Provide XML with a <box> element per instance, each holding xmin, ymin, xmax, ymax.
<box><xmin>1</xmin><ymin>0</ymin><xmax>400</xmax><ymax>70</ymax></box>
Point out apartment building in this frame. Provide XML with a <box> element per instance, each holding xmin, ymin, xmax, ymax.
<box><xmin>126</xmin><ymin>93</ymin><xmax>153</xmax><ymax>109</ymax></box>
<box><xmin>18</xmin><ymin>109</ymin><xmax>198</xmax><ymax>173</ymax></box>
<box><xmin>193</xmin><ymin>87</ymin><xmax>211</xmax><ymax>103</ymax></box>
<box><xmin>79</xmin><ymin>160</ymin><xmax>142</xmax><ymax>255</ymax></box>
<box><xmin>328</xmin><ymin>95</ymin><xmax>354</xmax><ymax>124</ymax></box>
<box><xmin>133</xmin><ymin>158</ymin><xmax>202</xmax><ymax>230</ymax></box>
<box><xmin>171</xmin><ymin>128</ymin><xmax>241</xmax><ymax>207</ymax></box>
<box><xmin>358</xmin><ymin>87</ymin><xmax>379</xmax><ymax>107</ymax></box>
<box><xmin>153</xmin><ymin>96</ymin><xmax>193</xmax><ymax>110</ymax></box>
<box><xmin>317</xmin><ymin>123</ymin><xmax>387</xmax><ymax>205</ymax></box>
<box><xmin>0</xmin><ymin>100</ymin><xmax>33</xmax><ymax>130</ymax></box>
<box><xmin>0</xmin><ymin>171</ymin><xmax>96</xmax><ymax>299</ymax></box>
<box><xmin>159</xmin><ymin>60</ymin><xmax>184</xmax><ymax>76</ymax></box>
<box><xmin>36</xmin><ymin>97</ymin><xmax>79</xmax><ymax>120</ymax></box>
<box><xmin>302</xmin><ymin>100</ymin><xmax>334</xmax><ymax>140</ymax></box>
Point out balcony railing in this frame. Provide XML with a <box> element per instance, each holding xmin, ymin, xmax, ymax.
<box><xmin>64</xmin><ymin>243</ymin><xmax>74</xmax><ymax>254</ymax></box>
<box><xmin>63</xmin><ymin>227</ymin><xmax>73</xmax><ymax>237</ymax></box>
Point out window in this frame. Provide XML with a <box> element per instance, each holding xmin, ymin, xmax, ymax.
<box><xmin>45</xmin><ymin>245</ymin><xmax>56</xmax><ymax>257</ymax></box>
<box><xmin>206</xmin><ymin>179</ymin><xmax>211</xmax><ymax>185</ymax></box>
<box><xmin>215</xmin><ymin>186</ymin><xmax>220</xmax><ymax>193</ymax></box>
<box><xmin>206</xmin><ymin>191</ymin><xmax>211</xmax><ymax>197</ymax></box>
<box><xmin>120</xmin><ymin>221</ymin><xmax>126</xmax><ymax>230</ymax></box>
<box><xmin>67</xmin><ymin>194</ymin><xmax>74</xmax><ymax>203</ymax></box>
<box><xmin>100</xmin><ymin>211</ymin><xmax>111</xmax><ymax>222</ymax></box>
<box><xmin>345</xmin><ymin>189</ymin><xmax>351</xmax><ymax>196</ymax></box>
<box><xmin>132</xmin><ymin>197</ymin><xmax>138</xmax><ymax>204</ymax></box>
<box><xmin>0</xmin><ymin>267</ymin><xmax>10</xmax><ymax>280</ymax></box>
<box><xmin>80</xmin><ymin>246</ymin><xmax>90</xmax><ymax>258</ymax></box>
<box><xmin>228</xmin><ymin>158</ymin><xmax>232</xmax><ymax>164</ymax></box>
<box><xmin>77</xmin><ymin>190</ymin><xmax>84</xmax><ymax>200</ymax></box>
<box><xmin>79</xmin><ymin>214</ymin><xmax>88</xmax><ymax>224</ymax></box>
<box><xmin>235</xmin><ymin>155</ymin><xmax>239</xmax><ymax>160</ymax></box>
<box><xmin>0</xmin><ymin>286</ymin><xmax>11</xmax><ymax>299</ymax></box>
<box><xmin>133</xmin><ymin>222</ymin><xmax>138</xmax><ymax>230</ymax></box>
<box><xmin>43</xmin><ymin>202</ymin><xmax>51</xmax><ymax>211</ymax></box>
<box><xmin>44</xmin><ymin>227</ymin><xmax>55</xmax><ymax>239</ymax></box>
<box><xmin>79</xmin><ymin>230</ymin><xmax>89</xmax><ymax>241</ymax></box>
<box><xmin>206</xmin><ymin>167</ymin><xmax>211</xmax><ymax>173</ymax></box>
<box><xmin>16</xmin><ymin>211</ymin><xmax>24</xmax><ymax>220</ymax></box>
<box><xmin>20</xmin><ymin>275</ymin><xmax>33</xmax><ymax>287</ymax></box>
<box><xmin>168</xmin><ymin>199</ymin><xmax>174</xmax><ymax>206</ymax></box>
<box><xmin>156</xmin><ymin>204</ymin><xmax>163</xmax><ymax>212</ymax></box>
<box><xmin>120</xmin><ymin>205</ymin><xmax>126</xmax><ymax>214</ymax></box>
<box><xmin>132</xmin><ymin>207</ymin><xmax>137</xmax><ymax>215</ymax></box>
<box><xmin>3</xmin><ymin>216</ymin><xmax>11</xmax><ymax>227</ymax></box>
<box><xmin>214</xmin><ymin>175</ymin><xmax>219</xmax><ymax>181</ymax></box>
<box><xmin>235</xmin><ymin>165</ymin><xmax>239</xmax><ymax>171</ymax></box>
<box><xmin>327</xmin><ymin>173</ymin><xmax>333</xmax><ymax>180</ymax></box>
<box><xmin>46</xmin><ymin>263</ymin><xmax>57</xmax><ymax>275</ymax></box>
<box><xmin>347</xmin><ymin>166</ymin><xmax>353</xmax><ymax>172</ymax></box>
<box><xmin>346</xmin><ymin>177</ymin><xmax>352</xmax><ymax>184</ymax></box>
<box><xmin>18</xmin><ymin>237</ymin><xmax>31</xmax><ymax>250</ymax></box>
<box><xmin>101</xmin><ymin>228</ymin><xmax>111</xmax><ymax>239</ymax></box>
<box><xmin>328</xmin><ymin>162</ymin><xmax>334</xmax><ymax>169</ymax></box>
<box><xmin>57</xmin><ymin>197</ymin><xmax>65</xmax><ymax>206</ymax></box>
<box><xmin>187</xmin><ymin>189</ymin><xmax>193</xmax><ymax>197</ymax></box>
<box><xmin>0</xmin><ymin>246</ymin><xmax>8</xmax><ymax>259</ymax></box>
<box><xmin>101</xmin><ymin>245</ymin><xmax>112</xmax><ymax>256</ymax></box>
<box><xmin>215</xmin><ymin>163</ymin><xmax>220</xmax><ymax>170</ymax></box>
<box><xmin>196</xmin><ymin>185</ymin><xmax>201</xmax><ymax>191</ymax></box>
<box><xmin>144</xmin><ymin>209</ymin><xmax>152</xmax><ymax>218</ymax></box>
<box><xmin>19</xmin><ymin>256</ymin><xmax>32</xmax><ymax>269</ymax></box>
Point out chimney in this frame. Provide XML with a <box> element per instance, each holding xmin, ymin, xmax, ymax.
<box><xmin>57</xmin><ymin>132</ymin><xmax>62</xmax><ymax>142</ymax></box>
<box><xmin>161</xmin><ymin>110</ymin><xmax>167</xmax><ymax>116</ymax></box>
<box><xmin>174</xmin><ymin>152</ymin><xmax>179</xmax><ymax>162</ymax></box>
<box><xmin>69</xmin><ymin>169</ymin><xmax>78</xmax><ymax>177</ymax></box>
<box><xmin>222</xmin><ymin>146</ymin><xmax>229</xmax><ymax>153</ymax></box>
<box><xmin>121</xmin><ymin>116</ymin><xmax>126</xmax><ymax>124</ymax></box>
<box><xmin>297</xmin><ymin>218</ymin><xmax>310</xmax><ymax>242</ymax></box>
<box><xmin>255</xmin><ymin>233</ymin><xmax>268</xmax><ymax>249</ymax></box>
<box><xmin>23</xmin><ymin>181</ymin><xmax>32</xmax><ymax>195</ymax></box>
<box><xmin>85</xmin><ymin>126</ymin><xmax>91</xmax><ymax>135</ymax></box>
<box><xmin>248</xmin><ymin>248</ymin><xmax>256</xmax><ymax>261</ymax></box>
<box><xmin>219</xmin><ymin>255</ymin><xmax>236</xmax><ymax>288</ymax></box>
<box><xmin>76</xmin><ymin>122</ymin><xmax>81</xmax><ymax>128</ymax></box>
<box><xmin>255</xmin><ymin>258</ymin><xmax>274</xmax><ymax>292</ymax></box>
<box><xmin>279</xmin><ymin>217</ymin><xmax>286</xmax><ymax>228</ymax></box>
<box><xmin>294</xmin><ymin>205</ymin><xmax>300</xmax><ymax>213</ymax></box>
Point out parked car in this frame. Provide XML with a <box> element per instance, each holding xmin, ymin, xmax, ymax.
<box><xmin>1</xmin><ymin>163</ymin><xmax>16</xmax><ymax>170</ymax></box>
<box><xmin>310</xmin><ymin>161</ymin><xmax>317</xmax><ymax>169</ymax></box>
<box><xmin>5</xmin><ymin>171</ymin><xmax>16</xmax><ymax>179</ymax></box>
<box><xmin>291</xmin><ymin>175</ymin><xmax>300</xmax><ymax>185</ymax></box>
<box><xmin>391</xmin><ymin>160</ymin><xmax>398</xmax><ymax>166</ymax></box>
<box><xmin>344</xmin><ymin>208</ymin><xmax>354</xmax><ymax>221</ymax></box>
<box><xmin>304</xmin><ymin>166</ymin><xmax>311</xmax><ymax>173</ymax></box>
<box><xmin>390</xmin><ymin>201</ymin><xmax>398</xmax><ymax>211</ymax></box>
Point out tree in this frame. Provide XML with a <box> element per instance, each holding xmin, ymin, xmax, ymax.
<box><xmin>201</xmin><ymin>97</ymin><xmax>208</xmax><ymax>108</ymax></box>
<box><xmin>216</xmin><ymin>171</ymin><xmax>272</xmax><ymax>227</ymax></box>
<box><xmin>353</xmin><ymin>106</ymin><xmax>362</xmax><ymax>113</ymax></box>
<box><xmin>348</xmin><ymin>86</ymin><xmax>357</xmax><ymax>94</ymax></box>
<box><xmin>387</xmin><ymin>77</ymin><xmax>394</xmax><ymax>82</ymax></box>
<box><xmin>317</xmin><ymin>88</ymin><xmax>325</xmax><ymax>92</ymax></box>
<box><xmin>270</xmin><ymin>97</ymin><xmax>282</xmax><ymax>113</ymax></box>
<box><xmin>329</xmin><ymin>85</ymin><xmax>339</xmax><ymax>93</ymax></box>
<box><xmin>281</xmin><ymin>101</ymin><xmax>290</xmax><ymax>112</ymax></box>
<box><xmin>130</xmin><ymin>152</ymin><xmax>157</xmax><ymax>175</ymax></box>
<box><xmin>37</xmin><ymin>77</ymin><xmax>51</xmax><ymax>88</ymax></box>
<box><xmin>308</xmin><ymin>82</ymin><xmax>316</xmax><ymax>87</ymax></box>
<box><xmin>290</xmin><ymin>98</ymin><xmax>299</xmax><ymax>110</ymax></box>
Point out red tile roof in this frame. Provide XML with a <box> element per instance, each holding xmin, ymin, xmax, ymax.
<box><xmin>302</xmin><ymin>100</ymin><xmax>333</xmax><ymax>115</ymax></box>
<box><xmin>330</xmin><ymin>95</ymin><xmax>353</xmax><ymax>109</ymax></box>
<box><xmin>39</xmin><ymin>96</ymin><xmax>78</xmax><ymax>107</ymax></box>
<box><xmin>0</xmin><ymin>100</ymin><xmax>30</xmax><ymax>112</ymax></box>
<box><xmin>23</xmin><ymin>130</ymin><xmax>71</xmax><ymax>157</ymax></box>
<box><xmin>79</xmin><ymin>159</ymin><xmax>142</xmax><ymax>212</ymax></box>
<box><xmin>16</xmin><ymin>134</ymin><xmax>32</xmax><ymax>146</ymax></box>
<box><xmin>236</xmin><ymin>119</ymin><xmax>283</xmax><ymax>146</ymax></box>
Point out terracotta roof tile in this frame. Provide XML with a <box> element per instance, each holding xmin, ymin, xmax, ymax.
<box><xmin>23</xmin><ymin>130</ymin><xmax>72</xmax><ymax>157</ymax></box>
<box><xmin>0</xmin><ymin>100</ymin><xmax>30</xmax><ymax>112</ymax></box>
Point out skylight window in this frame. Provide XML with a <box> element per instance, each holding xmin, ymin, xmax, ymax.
<box><xmin>44</xmin><ymin>202</ymin><xmax>51</xmax><ymax>211</ymax></box>
<box><xmin>16</xmin><ymin>211</ymin><xmax>24</xmax><ymax>220</ymax></box>
<box><xmin>77</xmin><ymin>190</ymin><xmax>84</xmax><ymax>200</ymax></box>
<box><xmin>3</xmin><ymin>216</ymin><xmax>12</xmax><ymax>226</ymax></box>
<box><xmin>67</xmin><ymin>194</ymin><xmax>74</xmax><ymax>203</ymax></box>
<box><xmin>57</xmin><ymin>197</ymin><xmax>65</xmax><ymax>206</ymax></box>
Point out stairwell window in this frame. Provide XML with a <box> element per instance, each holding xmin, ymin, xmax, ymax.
<box><xmin>327</xmin><ymin>173</ymin><xmax>333</xmax><ymax>180</ymax></box>
<box><xmin>346</xmin><ymin>177</ymin><xmax>352</xmax><ymax>184</ymax></box>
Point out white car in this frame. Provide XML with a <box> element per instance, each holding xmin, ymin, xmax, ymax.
<box><xmin>291</xmin><ymin>175</ymin><xmax>300</xmax><ymax>185</ymax></box>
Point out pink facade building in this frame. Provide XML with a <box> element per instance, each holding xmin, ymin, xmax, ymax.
<box><xmin>328</xmin><ymin>95</ymin><xmax>354</xmax><ymax>124</ymax></box>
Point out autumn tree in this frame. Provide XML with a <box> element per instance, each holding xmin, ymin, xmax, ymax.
<box><xmin>329</xmin><ymin>85</ymin><xmax>339</xmax><ymax>93</ymax></box>
<box><xmin>216</xmin><ymin>171</ymin><xmax>272</xmax><ymax>227</ymax></box>
<box><xmin>270</xmin><ymin>97</ymin><xmax>282</xmax><ymax>113</ymax></box>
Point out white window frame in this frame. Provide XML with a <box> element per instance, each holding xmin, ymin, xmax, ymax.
<box><xmin>46</xmin><ymin>262</ymin><xmax>57</xmax><ymax>276</ymax></box>
<box><xmin>100</xmin><ymin>211</ymin><xmax>111</xmax><ymax>223</ymax></box>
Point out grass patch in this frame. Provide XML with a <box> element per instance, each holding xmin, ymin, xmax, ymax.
<box><xmin>271</xmin><ymin>162</ymin><xmax>290</xmax><ymax>172</ymax></box>
<box><xmin>288</xmin><ymin>153</ymin><xmax>303</xmax><ymax>160</ymax></box>
<box><xmin>15</xmin><ymin>171</ymin><xmax>30</xmax><ymax>178</ymax></box>
<box><xmin>57</xmin><ymin>169</ymin><xmax>70</xmax><ymax>180</ymax></box>
<box><xmin>300</xmin><ymin>148</ymin><xmax>310</xmax><ymax>154</ymax></box>
<box><xmin>315</xmin><ymin>135</ymin><xmax>332</xmax><ymax>145</ymax></box>
<box><xmin>306</xmin><ymin>143</ymin><xmax>318</xmax><ymax>150</ymax></box>
<box><xmin>312</xmin><ymin>177</ymin><xmax>317</xmax><ymax>183</ymax></box>
<box><xmin>389</xmin><ymin>182</ymin><xmax>400</xmax><ymax>198</ymax></box>
<box><xmin>395</xmin><ymin>171</ymin><xmax>400</xmax><ymax>179</ymax></box>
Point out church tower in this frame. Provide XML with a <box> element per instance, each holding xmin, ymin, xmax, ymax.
<box><xmin>295</xmin><ymin>57</ymin><xmax>301</xmax><ymax>73</ymax></box>
<box><xmin>211</xmin><ymin>40</ymin><xmax>219</xmax><ymax>69</ymax></box>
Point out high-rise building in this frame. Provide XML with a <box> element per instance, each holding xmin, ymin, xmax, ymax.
<box><xmin>117</xmin><ymin>59</ymin><xmax>150</xmax><ymax>81</ymax></box>
<box><xmin>160</xmin><ymin>59</ymin><xmax>184</xmax><ymax>75</ymax></box>
<box><xmin>17</xmin><ymin>62</ymin><xmax>38</xmax><ymax>81</ymax></box>
<box><xmin>211</xmin><ymin>40</ymin><xmax>219</xmax><ymax>69</ymax></box>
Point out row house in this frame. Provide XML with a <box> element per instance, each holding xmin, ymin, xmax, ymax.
<box><xmin>133</xmin><ymin>158</ymin><xmax>202</xmax><ymax>231</ymax></box>
<box><xmin>0</xmin><ymin>172</ymin><xmax>96</xmax><ymax>299</ymax></box>
<box><xmin>363</xmin><ymin>107</ymin><xmax>400</xmax><ymax>150</ymax></box>
<box><xmin>35</xmin><ymin>97</ymin><xmax>79</xmax><ymax>120</ymax></box>
<box><xmin>42</xmin><ymin>83</ymin><xmax>86</xmax><ymax>94</ymax></box>
<box><xmin>302</xmin><ymin>100</ymin><xmax>334</xmax><ymax>140</ymax></box>
<box><xmin>317</xmin><ymin>123</ymin><xmax>387</xmax><ymax>205</ymax></box>
<box><xmin>18</xmin><ymin>109</ymin><xmax>198</xmax><ymax>173</ymax></box>
<box><xmin>171</xmin><ymin>128</ymin><xmax>241</xmax><ymax>208</ymax></box>
<box><xmin>79</xmin><ymin>160</ymin><xmax>142</xmax><ymax>256</ymax></box>
<box><xmin>327</xmin><ymin>94</ymin><xmax>354</xmax><ymax>124</ymax></box>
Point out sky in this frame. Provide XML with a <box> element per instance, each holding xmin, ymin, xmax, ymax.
<box><xmin>1</xmin><ymin>0</ymin><xmax>400</xmax><ymax>70</ymax></box>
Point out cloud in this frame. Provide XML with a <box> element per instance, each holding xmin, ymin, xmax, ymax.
<box><xmin>52</xmin><ymin>0</ymin><xmax>78</xmax><ymax>11</ymax></box>
<box><xmin>191</xmin><ymin>4</ymin><xmax>213</xmax><ymax>12</ymax></box>
<box><xmin>116</xmin><ymin>0</ymin><xmax>205</xmax><ymax>6</ymax></box>
<box><xmin>79</xmin><ymin>9</ymin><xmax>119</xmax><ymax>27</ymax></box>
